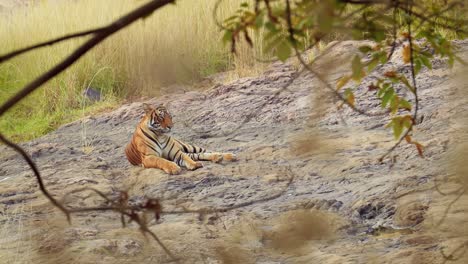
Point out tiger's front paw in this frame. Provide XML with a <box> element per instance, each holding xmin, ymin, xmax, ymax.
<box><xmin>223</xmin><ymin>153</ymin><xmax>237</xmax><ymax>162</ymax></box>
<box><xmin>164</xmin><ymin>163</ymin><xmax>181</xmax><ymax>175</ymax></box>
<box><xmin>187</xmin><ymin>161</ymin><xmax>203</xmax><ymax>171</ymax></box>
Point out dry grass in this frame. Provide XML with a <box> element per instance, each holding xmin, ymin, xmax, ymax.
<box><xmin>0</xmin><ymin>0</ymin><xmax>267</xmax><ymax>141</ymax></box>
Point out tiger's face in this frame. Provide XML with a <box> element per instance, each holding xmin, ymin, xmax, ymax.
<box><xmin>143</xmin><ymin>103</ymin><xmax>173</xmax><ymax>133</ymax></box>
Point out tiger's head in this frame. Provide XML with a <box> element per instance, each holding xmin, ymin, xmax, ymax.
<box><xmin>143</xmin><ymin>103</ymin><xmax>173</xmax><ymax>133</ymax></box>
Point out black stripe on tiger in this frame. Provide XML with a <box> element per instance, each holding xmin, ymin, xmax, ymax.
<box><xmin>174</xmin><ymin>138</ymin><xmax>189</xmax><ymax>153</ymax></box>
<box><xmin>173</xmin><ymin>149</ymin><xmax>183</xmax><ymax>166</ymax></box>
<box><xmin>140</xmin><ymin>128</ymin><xmax>162</xmax><ymax>149</ymax></box>
<box><xmin>144</xmin><ymin>142</ymin><xmax>160</xmax><ymax>156</ymax></box>
<box><xmin>162</xmin><ymin>136</ymin><xmax>171</xmax><ymax>148</ymax></box>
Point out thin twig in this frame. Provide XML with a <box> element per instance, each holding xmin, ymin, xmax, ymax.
<box><xmin>379</xmin><ymin>0</ymin><xmax>419</xmax><ymax>161</ymax></box>
<box><xmin>213</xmin><ymin>0</ymin><xmax>228</xmax><ymax>30</ymax></box>
<box><xmin>0</xmin><ymin>133</ymin><xmax>70</xmax><ymax>221</ymax></box>
<box><xmin>144</xmin><ymin>226</ymin><xmax>179</xmax><ymax>262</ymax></box>
<box><xmin>386</xmin><ymin>5</ymin><xmax>399</xmax><ymax>61</ymax></box>
<box><xmin>0</xmin><ymin>28</ymin><xmax>104</xmax><ymax>64</ymax></box>
<box><xmin>441</xmin><ymin>240</ymin><xmax>468</xmax><ymax>264</ymax></box>
<box><xmin>435</xmin><ymin>187</ymin><xmax>466</xmax><ymax>227</ymax></box>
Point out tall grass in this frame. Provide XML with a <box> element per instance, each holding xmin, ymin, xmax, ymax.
<box><xmin>0</xmin><ymin>0</ymin><xmax>266</xmax><ymax>141</ymax></box>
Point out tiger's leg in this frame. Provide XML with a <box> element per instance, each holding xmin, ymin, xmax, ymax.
<box><xmin>164</xmin><ymin>141</ymin><xmax>203</xmax><ymax>171</ymax></box>
<box><xmin>186</xmin><ymin>152</ymin><xmax>237</xmax><ymax>163</ymax></box>
<box><xmin>178</xmin><ymin>152</ymin><xmax>203</xmax><ymax>171</ymax></box>
<box><xmin>142</xmin><ymin>155</ymin><xmax>181</xmax><ymax>175</ymax></box>
<box><xmin>175</xmin><ymin>138</ymin><xmax>237</xmax><ymax>163</ymax></box>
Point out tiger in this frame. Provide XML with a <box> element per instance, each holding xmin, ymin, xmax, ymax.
<box><xmin>125</xmin><ymin>103</ymin><xmax>236</xmax><ymax>174</ymax></box>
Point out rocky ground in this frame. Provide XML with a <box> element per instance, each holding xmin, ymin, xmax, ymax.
<box><xmin>1</xmin><ymin>40</ymin><xmax>468</xmax><ymax>264</ymax></box>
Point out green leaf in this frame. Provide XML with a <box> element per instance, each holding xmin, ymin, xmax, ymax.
<box><xmin>381</xmin><ymin>88</ymin><xmax>394</xmax><ymax>108</ymax></box>
<box><xmin>276</xmin><ymin>41</ymin><xmax>291</xmax><ymax>62</ymax></box>
<box><xmin>419</xmin><ymin>55</ymin><xmax>432</xmax><ymax>70</ymax></box>
<box><xmin>399</xmin><ymin>99</ymin><xmax>412</xmax><ymax>111</ymax></box>
<box><xmin>379</xmin><ymin>51</ymin><xmax>388</xmax><ymax>64</ymax></box>
<box><xmin>373</xmin><ymin>30</ymin><xmax>386</xmax><ymax>42</ymax></box>
<box><xmin>351</xmin><ymin>55</ymin><xmax>364</xmax><ymax>81</ymax></box>
<box><xmin>224</xmin><ymin>15</ymin><xmax>239</xmax><ymax>23</ymax></box>
<box><xmin>416</xmin><ymin>30</ymin><xmax>428</xmax><ymax>39</ymax></box>
<box><xmin>265</xmin><ymin>21</ymin><xmax>278</xmax><ymax>32</ymax></box>
<box><xmin>402</xmin><ymin>115</ymin><xmax>413</xmax><ymax>129</ymax></box>
<box><xmin>367</xmin><ymin>57</ymin><xmax>380</xmax><ymax>72</ymax></box>
<box><xmin>414</xmin><ymin>59</ymin><xmax>422</xmax><ymax>75</ymax></box>
<box><xmin>359</xmin><ymin>45</ymin><xmax>373</xmax><ymax>54</ymax></box>
<box><xmin>392</xmin><ymin>118</ymin><xmax>403</xmax><ymax>139</ymax></box>
<box><xmin>399</xmin><ymin>75</ymin><xmax>415</xmax><ymax>94</ymax></box>
<box><xmin>240</xmin><ymin>2</ymin><xmax>249</xmax><ymax>8</ymax></box>
<box><xmin>254</xmin><ymin>15</ymin><xmax>264</xmax><ymax>28</ymax></box>
<box><xmin>222</xmin><ymin>31</ymin><xmax>233</xmax><ymax>45</ymax></box>
<box><xmin>390</xmin><ymin>95</ymin><xmax>399</xmax><ymax>114</ymax></box>
<box><xmin>344</xmin><ymin>88</ymin><xmax>355</xmax><ymax>107</ymax></box>
<box><xmin>377</xmin><ymin>82</ymin><xmax>390</xmax><ymax>97</ymax></box>
<box><xmin>336</xmin><ymin>75</ymin><xmax>351</xmax><ymax>90</ymax></box>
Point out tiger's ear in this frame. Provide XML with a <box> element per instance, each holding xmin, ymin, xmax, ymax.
<box><xmin>143</xmin><ymin>103</ymin><xmax>154</xmax><ymax>114</ymax></box>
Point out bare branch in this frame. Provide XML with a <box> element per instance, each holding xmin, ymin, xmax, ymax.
<box><xmin>441</xmin><ymin>241</ymin><xmax>468</xmax><ymax>264</ymax></box>
<box><xmin>213</xmin><ymin>0</ymin><xmax>229</xmax><ymax>30</ymax></box>
<box><xmin>0</xmin><ymin>28</ymin><xmax>104</xmax><ymax>64</ymax></box>
<box><xmin>0</xmin><ymin>133</ymin><xmax>70</xmax><ymax>221</ymax></box>
<box><xmin>435</xmin><ymin>187</ymin><xmax>466</xmax><ymax>228</ymax></box>
<box><xmin>386</xmin><ymin>5</ymin><xmax>399</xmax><ymax>61</ymax></box>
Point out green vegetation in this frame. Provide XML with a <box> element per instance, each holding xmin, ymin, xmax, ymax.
<box><xmin>0</xmin><ymin>0</ymin><xmax>265</xmax><ymax>141</ymax></box>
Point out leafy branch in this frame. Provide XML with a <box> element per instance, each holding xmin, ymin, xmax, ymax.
<box><xmin>222</xmin><ymin>0</ymin><xmax>466</xmax><ymax>160</ymax></box>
